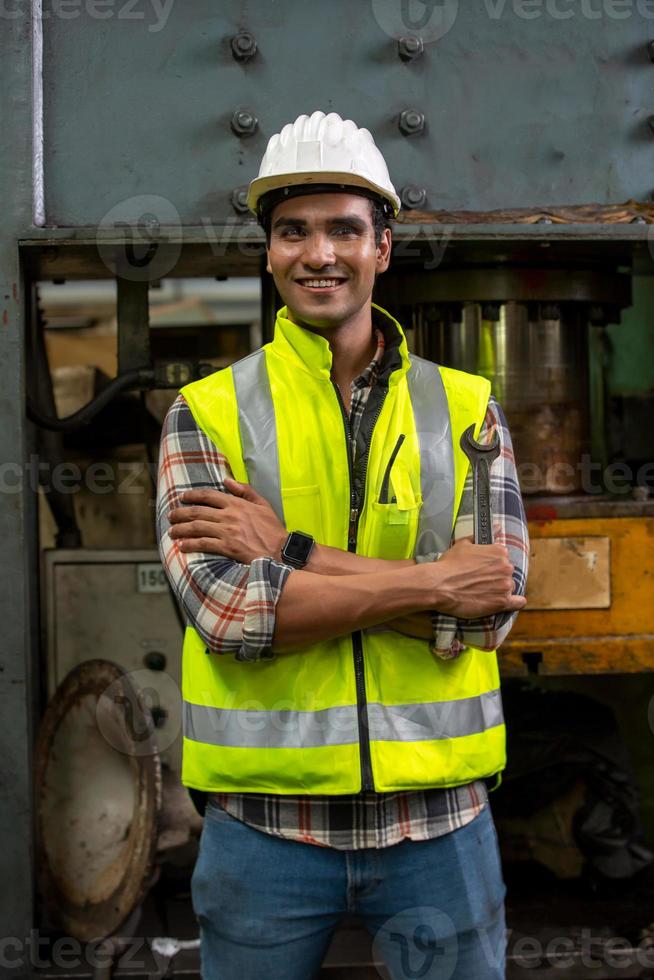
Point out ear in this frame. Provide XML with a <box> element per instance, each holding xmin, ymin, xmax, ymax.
<box><xmin>265</xmin><ymin>247</ymin><xmax>272</xmax><ymax>275</ymax></box>
<box><xmin>376</xmin><ymin>227</ymin><xmax>392</xmax><ymax>275</ymax></box>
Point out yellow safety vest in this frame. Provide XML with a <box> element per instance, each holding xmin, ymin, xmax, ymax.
<box><xmin>179</xmin><ymin>303</ymin><xmax>505</xmax><ymax>794</ymax></box>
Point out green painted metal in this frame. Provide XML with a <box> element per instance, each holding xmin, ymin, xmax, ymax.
<box><xmin>606</xmin><ymin>274</ymin><xmax>654</xmax><ymax>396</ymax></box>
<box><xmin>0</xmin><ymin>11</ymin><xmax>38</xmax><ymax>966</ymax></box>
<box><xmin>37</xmin><ymin>0</ymin><xmax>654</xmax><ymax>226</ymax></box>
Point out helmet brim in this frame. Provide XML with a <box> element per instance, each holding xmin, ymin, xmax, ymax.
<box><xmin>247</xmin><ymin>170</ymin><xmax>401</xmax><ymax>217</ymax></box>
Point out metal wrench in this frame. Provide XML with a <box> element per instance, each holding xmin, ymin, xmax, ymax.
<box><xmin>460</xmin><ymin>424</ymin><xmax>501</xmax><ymax>545</ymax></box>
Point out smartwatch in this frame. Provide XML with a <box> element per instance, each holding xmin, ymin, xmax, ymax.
<box><xmin>281</xmin><ymin>530</ymin><xmax>315</xmax><ymax>569</ymax></box>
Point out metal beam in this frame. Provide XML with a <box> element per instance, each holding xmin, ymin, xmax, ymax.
<box><xmin>0</xmin><ymin>7</ymin><xmax>39</xmax><ymax>969</ymax></box>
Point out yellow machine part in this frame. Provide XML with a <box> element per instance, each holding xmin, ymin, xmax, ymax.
<box><xmin>501</xmin><ymin>516</ymin><xmax>654</xmax><ymax>675</ymax></box>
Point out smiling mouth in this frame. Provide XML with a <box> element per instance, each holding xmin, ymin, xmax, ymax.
<box><xmin>295</xmin><ymin>278</ymin><xmax>347</xmax><ymax>290</ymax></box>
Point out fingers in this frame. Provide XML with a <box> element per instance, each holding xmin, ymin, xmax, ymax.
<box><xmin>506</xmin><ymin>595</ymin><xmax>527</xmax><ymax>610</ymax></box>
<box><xmin>169</xmin><ymin>504</ymin><xmax>227</xmax><ymax>525</ymax></box>
<box><xmin>175</xmin><ymin>537</ymin><xmax>225</xmax><ymax>555</ymax></box>
<box><xmin>174</xmin><ymin>483</ymin><xmax>263</xmax><ymax>515</ymax></box>
<box><xmin>223</xmin><ymin>477</ymin><xmax>262</xmax><ymax>502</ymax></box>
<box><xmin>179</xmin><ymin>488</ymin><xmax>231</xmax><ymax>509</ymax></box>
<box><xmin>451</xmin><ymin>538</ymin><xmax>508</xmax><ymax>557</ymax></box>
<box><xmin>170</xmin><ymin>520</ymin><xmax>225</xmax><ymax>541</ymax></box>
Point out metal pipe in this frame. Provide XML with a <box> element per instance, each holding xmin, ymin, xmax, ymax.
<box><xmin>26</xmin><ymin>367</ymin><xmax>154</xmax><ymax>432</ymax></box>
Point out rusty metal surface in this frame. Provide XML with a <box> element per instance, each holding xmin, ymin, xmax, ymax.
<box><xmin>35</xmin><ymin>659</ymin><xmax>162</xmax><ymax>942</ymax></box>
<box><xmin>397</xmin><ymin>201</ymin><xmax>654</xmax><ymax>225</ymax></box>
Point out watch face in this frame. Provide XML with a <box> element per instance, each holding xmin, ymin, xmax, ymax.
<box><xmin>284</xmin><ymin>532</ymin><xmax>314</xmax><ymax>564</ymax></box>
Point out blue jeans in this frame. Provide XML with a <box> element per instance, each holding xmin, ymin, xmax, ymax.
<box><xmin>191</xmin><ymin>801</ymin><xmax>506</xmax><ymax>980</ymax></box>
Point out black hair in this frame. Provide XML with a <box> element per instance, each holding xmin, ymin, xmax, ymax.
<box><xmin>257</xmin><ymin>184</ymin><xmax>393</xmax><ymax>248</ymax></box>
<box><xmin>370</xmin><ymin>197</ymin><xmax>392</xmax><ymax>248</ymax></box>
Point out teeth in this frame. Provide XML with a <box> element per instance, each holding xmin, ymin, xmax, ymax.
<box><xmin>302</xmin><ymin>279</ymin><xmax>340</xmax><ymax>287</ymax></box>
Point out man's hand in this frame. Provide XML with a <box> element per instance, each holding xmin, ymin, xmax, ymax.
<box><xmin>168</xmin><ymin>478</ymin><xmax>287</xmax><ymax>564</ymax></box>
<box><xmin>428</xmin><ymin>539</ymin><xmax>527</xmax><ymax>619</ymax></box>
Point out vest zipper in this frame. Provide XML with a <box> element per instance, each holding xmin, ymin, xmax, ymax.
<box><xmin>332</xmin><ymin>380</ymin><xmax>388</xmax><ymax>793</ymax></box>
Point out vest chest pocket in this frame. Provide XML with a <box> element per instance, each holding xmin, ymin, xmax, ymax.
<box><xmin>281</xmin><ymin>484</ymin><xmax>324</xmax><ymax>541</ymax></box>
<box><xmin>368</xmin><ymin>463</ymin><xmax>422</xmax><ymax>560</ymax></box>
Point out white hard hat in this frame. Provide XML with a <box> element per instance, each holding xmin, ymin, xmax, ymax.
<box><xmin>247</xmin><ymin>110</ymin><xmax>401</xmax><ymax>217</ymax></box>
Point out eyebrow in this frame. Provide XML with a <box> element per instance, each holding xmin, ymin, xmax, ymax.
<box><xmin>272</xmin><ymin>214</ymin><xmax>369</xmax><ymax>231</ymax></box>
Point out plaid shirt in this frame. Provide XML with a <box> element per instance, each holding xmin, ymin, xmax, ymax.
<box><xmin>157</xmin><ymin>310</ymin><xmax>529</xmax><ymax>849</ymax></box>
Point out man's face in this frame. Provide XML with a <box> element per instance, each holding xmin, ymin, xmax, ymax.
<box><xmin>265</xmin><ymin>192</ymin><xmax>392</xmax><ymax>330</ymax></box>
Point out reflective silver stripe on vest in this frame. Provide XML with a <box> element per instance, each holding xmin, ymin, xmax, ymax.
<box><xmin>183</xmin><ymin>690</ymin><xmax>502</xmax><ymax>749</ymax></box>
<box><xmin>405</xmin><ymin>355</ymin><xmax>454</xmax><ymax>558</ymax></box>
<box><xmin>184</xmin><ymin>701</ymin><xmax>360</xmax><ymax>749</ymax></box>
<box><xmin>232</xmin><ymin>349</ymin><xmax>284</xmax><ymax>522</ymax></box>
<box><xmin>368</xmin><ymin>690</ymin><xmax>503</xmax><ymax>742</ymax></box>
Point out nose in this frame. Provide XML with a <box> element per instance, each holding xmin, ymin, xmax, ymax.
<box><xmin>301</xmin><ymin>230</ymin><xmax>336</xmax><ymax>270</ymax></box>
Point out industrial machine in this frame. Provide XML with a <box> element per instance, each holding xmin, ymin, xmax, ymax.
<box><xmin>4</xmin><ymin>3</ymin><xmax>654</xmax><ymax>976</ymax></box>
<box><xmin>376</xmin><ymin>261</ymin><xmax>654</xmax><ymax>678</ymax></box>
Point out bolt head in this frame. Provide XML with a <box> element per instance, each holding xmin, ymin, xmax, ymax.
<box><xmin>231</xmin><ymin>32</ymin><xmax>257</xmax><ymax>60</ymax></box>
<box><xmin>231</xmin><ymin>110</ymin><xmax>258</xmax><ymax>136</ymax></box>
<box><xmin>400</xmin><ymin>184</ymin><xmax>427</xmax><ymax>209</ymax></box>
<box><xmin>399</xmin><ymin>109</ymin><xmax>425</xmax><ymax>136</ymax></box>
<box><xmin>231</xmin><ymin>186</ymin><xmax>250</xmax><ymax>214</ymax></box>
<box><xmin>398</xmin><ymin>35</ymin><xmax>424</xmax><ymax>60</ymax></box>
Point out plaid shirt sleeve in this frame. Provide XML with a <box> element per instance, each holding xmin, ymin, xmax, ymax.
<box><xmin>429</xmin><ymin>395</ymin><xmax>529</xmax><ymax>659</ymax></box>
<box><xmin>156</xmin><ymin>395</ymin><xmax>292</xmax><ymax>662</ymax></box>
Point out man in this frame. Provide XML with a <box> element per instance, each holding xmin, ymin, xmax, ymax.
<box><xmin>157</xmin><ymin>110</ymin><xmax>528</xmax><ymax>979</ymax></box>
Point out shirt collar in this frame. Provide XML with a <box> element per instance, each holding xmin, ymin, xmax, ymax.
<box><xmin>271</xmin><ymin>303</ymin><xmax>411</xmax><ymax>385</ymax></box>
<box><xmin>352</xmin><ymin>326</ymin><xmax>385</xmax><ymax>392</ymax></box>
